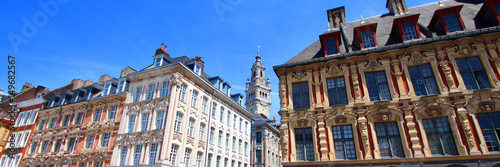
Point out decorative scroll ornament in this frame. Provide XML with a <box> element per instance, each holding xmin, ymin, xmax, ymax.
<box><xmin>410</xmin><ymin>52</ymin><xmax>425</xmax><ymax>64</ymax></box>
<box><xmin>377</xmin><ymin>112</ymin><xmax>392</xmax><ymax>121</ymax></box>
<box><xmin>115</xmin><ymin>129</ymin><xmax>164</xmax><ymax>145</ymax></box>
<box><xmin>366</xmin><ymin>59</ymin><xmax>383</xmax><ymax>70</ymax></box>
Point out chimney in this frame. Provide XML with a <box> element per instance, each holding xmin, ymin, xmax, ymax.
<box><xmin>387</xmin><ymin>0</ymin><xmax>407</xmax><ymax>15</ymax></box>
<box><xmin>327</xmin><ymin>6</ymin><xmax>345</xmax><ymax>29</ymax></box>
<box><xmin>22</xmin><ymin>82</ymin><xmax>31</xmax><ymax>92</ymax></box>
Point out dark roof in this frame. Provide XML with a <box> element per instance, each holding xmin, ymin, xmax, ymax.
<box><xmin>280</xmin><ymin>0</ymin><xmax>487</xmax><ymax>66</ymax></box>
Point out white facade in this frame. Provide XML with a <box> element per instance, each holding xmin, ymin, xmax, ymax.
<box><xmin>110</xmin><ymin>50</ymin><xmax>252</xmax><ymax>167</ymax></box>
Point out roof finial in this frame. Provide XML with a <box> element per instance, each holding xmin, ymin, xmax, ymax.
<box><xmin>360</xmin><ymin>15</ymin><xmax>365</xmax><ymax>23</ymax></box>
<box><xmin>257</xmin><ymin>45</ymin><xmax>260</xmax><ymax>54</ymax></box>
<box><xmin>438</xmin><ymin>0</ymin><xmax>443</xmax><ymax>6</ymax></box>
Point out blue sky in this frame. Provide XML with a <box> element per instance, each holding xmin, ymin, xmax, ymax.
<box><xmin>1</xmin><ymin>0</ymin><xmax>436</xmax><ymax>120</ymax></box>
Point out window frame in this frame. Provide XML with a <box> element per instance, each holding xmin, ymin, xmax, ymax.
<box><xmin>354</xmin><ymin>23</ymin><xmax>378</xmax><ymax>49</ymax></box>
<box><xmin>422</xmin><ymin>116</ymin><xmax>458</xmax><ymax>155</ymax></box>
<box><xmin>326</xmin><ymin>76</ymin><xmax>348</xmax><ymax>106</ymax></box>
<box><xmin>294</xmin><ymin>128</ymin><xmax>315</xmax><ymax>161</ymax></box>
<box><xmin>374</xmin><ymin>122</ymin><xmax>405</xmax><ymax>158</ymax></box>
<box><xmin>365</xmin><ymin>70</ymin><xmax>392</xmax><ymax>101</ymax></box>
<box><xmin>292</xmin><ymin>81</ymin><xmax>310</xmax><ymax>110</ymax></box>
<box><xmin>408</xmin><ymin>63</ymin><xmax>440</xmax><ymax>96</ymax></box>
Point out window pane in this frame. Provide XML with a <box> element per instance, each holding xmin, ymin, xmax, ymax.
<box><xmin>366</xmin><ymin>71</ymin><xmax>391</xmax><ymax>101</ymax></box>
<box><xmin>402</xmin><ymin>21</ymin><xmax>418</xmax><ymax>40</ymax></box>
<box><xmin>292</xmin><ymin>82</ymin><xmax>310</xmax><ymax>110</ymax></box>
<box><xmin>409</xmin><ymin>64</ymin><xmax>439</xmax><ymax>96</ymax></box>
<box><xmin>476</xmin><ymin>112</ymin><xmax>500</xmax><ymax>152</ymax></box>
<box><xmin>422</xmin><ymin>117</ymin><xmax>458</xmax><ymax>155</ymax></box>
<box><xmin>332</xmin><ymin>125</ymin><xmax>356</xmax><ymax>160</ymax></box>
<box><xmin>295</xmin><ymin>128</ymin><xmax>314</xmax><ymax>161</ymax></box>
<box><xmin>327</xmin><ymin>77</ymin><xmax>348</xmax><ymax>106</ymax></box>
<box><xmin>443</xmin><ymin>13</ymin><xmax>463</xmax><ymax>32</ymax></box>
<box><xmin>456</xmin><ymin>57</ymin><xmax>491</xmax><ymax>90</ymax></box>
<box><xmin>361</xmin><ymin>30</ymin><xmax>375</xmax><ymax>48</ymax></box>
<box><xmin>375</xmin><ymin>122</ymin><xmax>404</xmax><ymax>158</ymax></box>
<box><xmin>326</xmin><ymin>37</ymin><xmax>338</xmax><ymax>55</ymax></box>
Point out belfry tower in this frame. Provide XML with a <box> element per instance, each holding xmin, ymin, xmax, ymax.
<box><xmin>245</xmin><ymin>50</ymin><xmax>271</xmax><ymax>118</ymax></box>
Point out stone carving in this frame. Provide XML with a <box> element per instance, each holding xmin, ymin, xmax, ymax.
<box><xmin>109</xmin><ymin>98</ymin><xmax>122</xmax><ymax>106</ymax></box>
<box><xmin>359</xmin><ymin>121</ymin><xmax>370</xmax><ymax>157</ymax></box>
<box><xmin>479</xmin><ymin>101</ymin><xmax>494</xmax><ymax>112</ymax></box>
<box><xmin>377</xmin><ymin>112</ymin><xmax>392</xmax><ymax>121</ymax></box>
<box><xmin>173</xmin><ymin>131</ymin><xmax>182</xmax><ymax>142</ymax></box>
<box><xmin>350</xmin><ymin>66</ymin><xmax>361</xmax><ymax>100</ymax></box>
<box><xmin>115</xmin><ymin>129</ymin><xmax>164</xmax><ymax>145</ymax></box>
<box><xmin>335</xmin><ymin>115</ymin><xmax>347</xmax><ymax>124</ymax></box>
<box><xmin>425</xmin><ymin>105</ymin><xmax>442</xmax><ymax>117</ymax></box>
<box><xmin>459</xmin><ymin>113</ymin><xmax>478</xmax><ymax>153</ymax></box>
<box><xmin>366</xmin><ymin>59</ymin><xmax>383</xmax><ymax>70</ymax></box>
<box><xmin>187</xmin><ymin>137</ymin><xmax>195</xmax><ymax>146</ymax></box>
<box><xmin>410</xmin><ymin>52</ymin><xmax>426</xmax><ymax>64</ymax></box>
<box><xmin>95</xmin><ymin>100</ymin><xmax>106</xmax><ymax>109</ymax></box>
<box><xmin>297</xmin><ymin>119</ymin><xmax>308</xmax><ymax>127</ymax></box>
<box><xmin>437</xmin><ymin>53</ymin><xmax>455</xmax><ymax>88</ymax></box>
<box><xmin>171</xmin><ymin>73</ymin><xmax>183</xmax><ymax>86</ymax></box>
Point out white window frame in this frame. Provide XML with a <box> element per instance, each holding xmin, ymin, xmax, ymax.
<box><xmin>174</xmin><ymin>112</ymin><xmax>183</xmax><ymax>132</ymax></box>
<box><xmin>191</xmin><ymin>91</ymin><xmax>198</xmax><ymax>108</ymax></box>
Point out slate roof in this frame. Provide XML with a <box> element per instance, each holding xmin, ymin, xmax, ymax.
<box><xmin>277</xmin><ymin>0</ymin><xmax>494</xmax><ymax>68</ymax></box>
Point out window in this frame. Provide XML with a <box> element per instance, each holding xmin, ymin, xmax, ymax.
<box><xmin>54</xmin><ymin>139</ymin><xmax>62</xmax><ymax>152</ymax></box>
<box><xmin>169</xmin><ymin>145</ymin><xmax>179</xmax><ymax>166</ymax></box>
<box><xmin>216</xmin><ymin>156</ymin><xmax>221</xmax><ymax>167</ymax></box>
<box><xmin>30</xmin><ymin>142</ymin><xmax>37</xmax><ymax>154</ymax></box>
<box><xmin>233</xmin><ymin>115</ymin><xmax>237</xmax><ymax>127</ymax></box>
<box><xmin>161</xmin><ymin>81</ymin><xmax>170</xmax><ymax>97</ymax></box>
<box><xmin>224</xmin><ymin>158</ymin><xmax>228</xmax><ymax>167</ymax></box>
<box><xmin>103</xmin><ymin>83</ymin><xmax>110</xmax><ymax>96</ymax></box>
<box><xmin>220</xmin><ymin>107</ymin><xmax>224</xmax><ymax>122</ymax></box>
<box><xmin>245</xmin><ymin>122</ymin><xmax>248</xmax><ymax>132</ymax></box>
<box><xmin>75</xmin><ymin>112</ymin><xmax>83</xmax><ymax>124</ymax></box>
<box><xmin>94</xmin><ymin>109</ymin><xmax>102</xmax><ymax>122</ymax></box>
<box><xmin>179</xmin><ymin>84</ymin><xmax>187</xmax><ymax>101</ymax></box>
<box><xmin>409</xmin><ymin>64</ymin><xmax>439</xmax><ymax>96</ymax></box>
<box><xmin>141</xmin><ymin>113</ymin><xmax>150</xmax><ymax>131</ymax></box>
<box><xmin>422</xmin><ymin>117</ymin><xmax>458</xmax><ymax>155</ymax></box>
<box><xmin>239</xmin><ymin>118</ymin><xmax>242</xmax><ymax>131</ymax></box>
<box><xmin>149</xmin><ymin>143</ymin><xmax>158</xmax><ymax>164</ymax></box>
<box><xmin>184</xmin><ymin>148</ymin><xmax>192</xmax><ymax>167</ymax></box>
<box><xmin>191</xmin><ymin>91</ymin><xmax>198</xmax><ymax>108</ymax></box>
<box><xmin>174</xmin><ymin>112</ymin><xmax>183</xmax><ymax>132</ymax></box>
<box><xmin>29</xmin><ymin>109</ymin><xmax>39</xmax><ymax>125</ymax></box>
<box><xmin>147</xmin><ymin>84</ymin><xmax>155</xmax><ymax>100</ymax></box>
<box><xmin>202</xmin><ymin>97</ymin><xmax>208</xmax><ymax>113</ymax></box>
<box><xmin>102</xmin><ymin>133</ymin><xmax>110</xmax><ymax>147</ymax></box>
<box><xmin>134</xmin><ymin>145</ymin><xmax>143</xmax><ymax>165</ymax></box>
<box><xmin>156</xmin><ymin>57</ymin><xmax>162</xmax><ymax>67</ymax></box>
<box><xmin>443</xmin><ymin>13</ymin><xmax>462</xmax><ymax>33</ymax></box>
<box><xmin>212</xmin><ymin>103</ymin><xmax>217</xmax><ymax>117</ymax></box>
<box><xmin>218</xmin><ymin>131</ymin><xmax>223</xmax><ymax>146</ymax></box>
<box><xmin>226</xmin><ymin>134</ymin><xmax>230</xmax><ymax>148</ymax></box>
<box><xmin>67</xmin><ymin>138</ymin><xmax>75</xmax><ymax>151</ymax></box>
<box><xmin>325</xmin><ymin>37</ymin><xmax>338</xmax><ymax>55</ymax></box>
<box><xmin>332</xmin><ymin>125</ymin><xmax>356</xmax><ymax>160</ymax></box>
<box><xmin>256</xmin><ymin>132</ymin><xmax>262</xmax><ymax>143</ymax></box>
<box><xmin>62</xmin><ymin>115</ymin><xmax>70</xmax><ymax>126</ymax></box>
<box><xmin>227</xmin><ymin>111</ymin><xmax>231</xmax><ymax>124</ymax></box>
<box><xmin>207</xmin><ymin>154</ymin><xmax>212</xmax><ymax>167</ymax></box>
<box><xmin>95</xmin><ymin>162</ymin><xmax>103</xmax><ymax>167</ymax></box>
<box><xmin>49</xmin><ymin>118</ymin><xmax>57</xmax><ymax>128</ymax></box>
<box><xmin>41</xmin><ymin>141</ymin><xmax>48</xmax><ymax>153</ymax></box>
<box><xmin>256</xmin><ymin>150</ymin><xmax>262</xmax><ymax>162</ymax></box>
<box><xmin>199</xmin><ymin>123</ymin><xmax>206</xmax><ymax>140</ymax></box>
<box><xmin>117</xmin><ymin>80</ymin><xmax>125</xmax><ymax>93</ymax></box>
<box><xmin>477</xmin><ymin>112</ymin><xmax>500</xmax><ymax>152</ymax></box>
<box><xmin>295</xmin><ymin>128</ymin><xmax>315</xmax><ymax>161</ymax></box>
<box><xmin>210</xmin><ymin>127</ymin><xmax>215</xmax><ymax>144</ymax></box>
<box><xmin>366</xmin><ymin>71</ymin><xmax>391</xmax><ymax>101</ymax></box>
<box><xmin>109</xmin><ymin>106</ymin><xmax>117</xmax><ymax>119</ymax></box>
<box><xmin>456</xmin><ymin>57</ymin><xmax>491</xmax><ymax>90</ymax></box>
<box><xmin>375</xmin><ymin>122</ymin><xmax>404</xmax><ymax>158</ymax></box>
<box><xmin>86</xmin><ymin>135</ymin><xmax>95</xmax><ymax>149</ymax></box>
<box><xmin>327</xmin><ymin>77</ymin><xmax>348</xmax><ymax>106</ymax></box>
<box><xmin>361</xmin><ymin>30</ymin><xmax>375</xmax><ymax>48</ymax></box>
<box><xmin>292</xmin><ymin>82</ymin><xmax>310</xmax><ymax>110</ymax></box>
<box><xmin>244</xmin><ymin>142</ymin><xmax>248</xmax><ymax>156</ymax></box>
<box><xmin>496</xmin><ymin>4</ymin><xmax>500</xmax><ymax>16</ymax></box>
<box><xmin>134</xmin><ymin>87</ymin><xmax>142</xmax><ymax>102</ymax></box>
<box><xmin>156</xmin><ymin>111</ymin><xmax>165</xmax><ymax>129</ymax></box>
<box><xmin>196</xmin><ymin>152</ymin><xmax>203</xmax><ymax>167</ymax></box>
<box><xmin>80</xmin><ymin>163</ymin><xmax>87</xmax><ymax>167</ymax></box>
<box><xmin>15</xmin><ymin>112</ymin><xmax>25</xmax><ymax>126</ymax></box>
<box><xmin>120</xmin><ymin>146</ymin><xmax>128</xmax><ymax>166</ymax></box>
<box><xmin>128</xmin><ymin>115</ymin><xmax>136</xmax><ymax>133</ymax></box>
<box><xmin>238</xmin><ymin>140</ymin><xmax>242</xmax><ymax>153</ymax></box>
<box><xmin>402</xmin><ymin>21</ymin><xmax>418</xmax><ymax>40</ymax></box>
<box><xmin>188</xmin><ymin>118</ymin><xmax>195</xmax><ymax>137</ymax></box>
<box><xmin>38</xmin><ymin>119</ymin><xmax>46</xmax><ymax>130</ymax></box>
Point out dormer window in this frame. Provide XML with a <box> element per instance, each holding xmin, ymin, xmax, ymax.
<box><xmin>428</xmin><ymin>6</ymin><xmax>465</xmax><ymax>35</ymax></box>
<box><xmin>443</xmin><ymin>13</ymin><xmax>463</xmax><ymax>32</ymax></box>
<box><xmin>320</xmin><ymin>32</ymin><xmax>341</xmax><ymax>56</ymax></box>
<box><xmin>155</xmin><ymin>58</ymin><xmax>162</xmax><ymax>67</ymax></box>
<box><xmin>354</xmin><ymin>23</ymin><xmax>377</xmax><ymax>49</ymax></box>
<box><xmin>102</xmin><ymin>83</ymin><xmax>111</xmax><ymax>96</ymax></box>
<box><xmin>195</xmin><ymin>65</ymin><xmax>201</xmax><ymax>74</ymax></box>
<box><xmin>187</xmin><ymin>62</ymin><xmax>203</xmax><ymax>75</ymax></box>
<box><xmin>326</xmin><ymin>37</ymin><xmax>338</xmax><ymax>54</ymax></box>
<box><xmin>402</xmin><ymin>21</ymin><xmax>418</xmax><ymax>40</ymax></box>
<box><xmin>117</xmin><ymin>80</ymin><xmax>126</xmax><ymax>93</ymax></box>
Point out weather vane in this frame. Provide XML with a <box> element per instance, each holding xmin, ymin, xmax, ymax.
<box><xmin>258</xmin><ymin>45</ymin><xmax>260</xmax><ymax>54</ymax></box>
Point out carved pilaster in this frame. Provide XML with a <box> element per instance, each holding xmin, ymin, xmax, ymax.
<box><xmin>392</xmin><ymin>59</ymin><xmax>408</xmax><ymax>99</ymax></box>
<box><xmin>312</xmin><ymin>70</ymin><xmax>324</xmax><ymax>108</ymax></box>
<box><xmin>279</xmin><ymin>76</ymin><xmax>287</xmax><ymax>111</ymax></box>
<box><xmin>357</xmin><ymin>115</ymin><xmax>372</xmax><ymax>159</ymax></box>
<box><xmin>403</xmin><ymin>106</ymin><xmax>424</xmax><ymax>158</ymax></box>
<box><xmin>280</xmin><ymin>124</ymin><xmax>289</xmax><ymax>162</ymax></box>
<box><xmin>317</xmin><ymin>115</ymin><xmax>329</xmax><ymax>161</ymax></box>
<box><xmin>350</xmin><ymin>65</ymin><xmax>362</xmax><ymax>102</ymax></box>
<box><xmin>437</xmin><ymin>51</ymin><xmax>459</xmax><ymax>92</ymax></box>
<box><xmin>456</xmin><ymin>100</ymin><xmax>481</xmax><ymax>155</ymax></box>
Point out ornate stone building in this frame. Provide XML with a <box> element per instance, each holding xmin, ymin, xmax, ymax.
<box><xmin>246</xmin><ymin>53</ymin><xmax>281</xmax><ymax>167</ymax></box>
<box><xmin>109</xmin><ymin>45</ymin><xmax>252</xmax><ymax>167</ymax></box>
<box><xmin>274</xmin><ymin>0</ymin><xmax>500</xmax><ymax>166</ymax></box>
<box><xmin>0</xmin><ymin>83</ymin><xmax>48</xmax><ymax>167</ymax></box>
<box><xmin>20</xmin><ymin>75</ymin><xmax>127</xmax><ymax>167</ymax></box>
